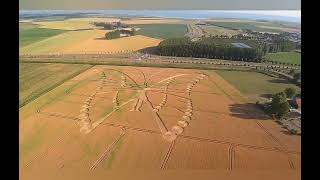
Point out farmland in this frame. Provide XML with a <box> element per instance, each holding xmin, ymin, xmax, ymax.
<box><xmin>207</xmin><ymin>21</ymin><xmax>297</xmax><ymax>33</ymax></box>
<box><xmin>19</xmin><ymin>29</ymin><xmax>161</xmax><ymax>55</ymax></box>
<box><xmin>202</xmin><ymin>25</ymin><xmax>240</xmax><ymax>36</ymax></box>
<box><xmin>134</xmin><ymin>24</ymin><xmax>187</xmax><ymax>39</ymax></box>
<box><xmin>264</xmin><ymin>52</ymin><xmax>301</xmax><ymax>65</ymax></box>
<box><xmin>122</xmin><ymin>18</ymin><xmax>183</xmax><ymax>25</ymax></box>
<box><xmin>215</xmin><ymin>70</ymin><xmax>301</xmax><ymax>101</ymax></box>
<box><xmin>20</xmin><ymin>64</ymin><xmax>300</xmax><ymax>179</ymax></box>
<box><xmin>19</xmin><ymin>22</ymin><xmax>40</xmax><ymax>31</ymax></box>
<box><xmin>32</xmin><ymin>19</ymin><xmax>99</xmax><ymax>30</ymax></box>
<box><xmin>19</xmin><ymin>13</ymin><xmax>300</xmax><ymax>180</ymax></box>
<box><xmin>19</xmin><ymin>63</ymin><xmax>92</xmax><ymax>107</ymax></box>
<box><xmin>19</xmin><ymin>22</ymin><xmax>67</xmax><ymax>47</ymax></box>
<box><xmin>201</xmin><ymin>37</ymin><xmax>259</xmax><ymax>48</ymax></box>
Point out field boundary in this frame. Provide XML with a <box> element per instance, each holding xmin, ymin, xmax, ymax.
<box><xmin>19</xmin><ymin>64</ymin><xmax>93</xmax><ymax>108</ymax></box>
<box><xmin>19</xmin><ymin>59</ymin><xmax>292</xmax><ymax>81</ymax></box>
<box><xmin>90</xmin><ymin>128</ymin><xmax>126</xmax><ymax>170</ymax></box>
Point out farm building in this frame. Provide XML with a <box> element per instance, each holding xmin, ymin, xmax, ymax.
<box><xmin>288</xmin><ymin>98</ymin><xmax>301</xmax><ymax>110</ymax></box>
<box><xmin>231</xmin><ymin>42</ymin><xmax>252</xmax><ymax>48</ymax></box>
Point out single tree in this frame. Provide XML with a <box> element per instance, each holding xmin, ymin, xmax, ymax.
<box><xmin>269</xmin><ymin>92</ymin><xmax>290</xmax><ymax>119</ymax></box>
<box><xmin>284</xmin><ymin>87</ymin><xmax>297</xmax><ymax>99</ymax></box>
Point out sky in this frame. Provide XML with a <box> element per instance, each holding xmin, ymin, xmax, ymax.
<box><xmin>229</xmin><ymin>11</ymin><xmax>300</xmax><ymax>18</ymax></box>
<box><xmin>19</xmin><ymin>0</ymin><xmax>301</xmax><ymax>10</ymax></box>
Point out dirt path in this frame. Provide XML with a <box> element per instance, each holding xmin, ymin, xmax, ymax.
<box><xmin>185</xmin><ymin>23</ymin><xmax>205</xmax><ymax>41</ymax></box>
<box><xmin>91</xmin><ymin>98</ymin><xmax>135</xmax><ymax>131</ymax></box>
<box><xmin>160</xmin><ymin>140</ymin><xmax>176</xmax><ymax>169</ymax></box>
<box><xmin>254</xmin><ymin>121</ymin><xmax>295</xmax><ymax>169</ymax></box>
<box><xmin>150</xmin><ymin>74</ymin><xmax>186</xmax><ymax>88</ymax></box>
<box><xmin>90</xmin><ymin>128</ymin><xmax>126</xmax><ymax>170</ymax></box>
<box><xmin>134</xmin><ymin>68</ymin><xmax>147</xmax><ymax>86</ymax></box>
<box><xmin>142</xmin><ymin>89</ymin><xmax>168</xmax><ymax>134</ymax></box>
<box><xmin>228</xmin><ymin>144</ymin><xmax>236</xmax><ymax>170</ymax></box>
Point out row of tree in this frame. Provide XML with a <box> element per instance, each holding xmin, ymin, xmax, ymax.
<box><xmin>268</xmin><ymin>60</ymin><xmax>300</xmax><ymax>66</ymax></box>
<box><xmin>93</xmin><ymin>22</ymin><xmax>130</xmax><ymax>30</ymax></box>
<box><xmin>156</xmin><ymin>38</ymin><xmax>264</xmax><ymax>62</ymax></box>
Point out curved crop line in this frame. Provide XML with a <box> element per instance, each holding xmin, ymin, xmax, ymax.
<box><xmin>104</xmin><ymin>68</ymin><xmax>140</xmax><ymax>88</ymax></box>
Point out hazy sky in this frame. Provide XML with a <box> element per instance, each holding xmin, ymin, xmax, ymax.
<box><xmin>19</xmin><ymin>0</ymin><xmax>301</xmax><ymax>10</ymax></box>
<box><xmin>231</xmin><ymin>11</ymin><xmax>301</xmax><ymax>17</ymax></box>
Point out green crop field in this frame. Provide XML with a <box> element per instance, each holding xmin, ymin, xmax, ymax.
<box><xmin>19</xmin><ymin>62</ymin><xmax>92</xmax><ymax>107</ymax></box>
<box><xmin>208</xmin><ymin>22</ymin><xmax>283</xmax><ymax>33</ymax></box>
<box><xmin>215</xmin><ymin>70</ymin><xmax>300</xmax><ymax>100</ymax></box>
<box><xmin>206</xmin><ymin>38</ymin><xmax>259</xmax><ymax>48</ymax></box>
<box><xmin>19</xmin><ymin>22</ymin><xmax>40</xmax><ymax>31</ymax></box>
<box><xmin>19</xmin><ymin>26</ymin><xmax>67</xmax><ymax>47</ymax></box>
<box><xmin>264</xmin><ymin>52</ymin><xmax>301</xmax><ymax>65</ymax></box>
<box><xmin>202</xmin><ymin>25</ymin><xmax>240</xmax><ymax>36</ymax></box>
<box><xmin>134</xmin><ymin>24</ymin><xmax>187</xmax><ymax>39</ymax></box>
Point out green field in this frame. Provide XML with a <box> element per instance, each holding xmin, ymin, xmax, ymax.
<box><xmin>19</xmin><ymin>22</ymin><xmax>40</xmax><ymax>31</ymax></box>
<box><xmin>19</xmin><ymin>63</ymin><xmax>92</xmax><ymax>107</ymax></box>
<box><xmin>204</xmin><ymin>38</ymin><xmax>259</xmax><ymax>48</ymax></box>
<box><xmin>134</xmin><ymin>24</ymin><xmax>187</xmax><ymax>39</ymax></box>
<box><xmin>197</xmin><ymin>36</ymin><xmax>259</xmax><ymax>48</ymax></box>
<box><xmin>264</xmin><ymin>52</ymin><xmax>301</xmax><ymax>65</ymax></box>
<box><xmin>19</xmin><ymin>26</ymin><xmax>67</xmax><ymax>47</ymax></box>
<box><xmin>208</xmin><ymin>22</ymin><xmax>283</xmax><ymax>33</ymax></box>
<box><xmin>203</xmin><ymin>25</ymin><xmax>240</xmax><ymax>36</ymax></box>
<box><xmin>215</xmin><ymin>70</ymin><xmax>300</xmax><ymax>100</ymax></box>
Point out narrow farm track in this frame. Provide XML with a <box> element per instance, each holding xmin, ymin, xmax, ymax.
<box><xmin>104</xmin><ymin>68</ymin><xmax>140</xmax><ymax>88</ymax></box>
<box><xmin>90</xmin><ymin>128</ymin><xmax>126</xmax><ymax>170</ymax></box>
<box><xmin>254</xmin><ymin>121</ymin><xmax>296</xmax><ymax>169</ymax></box>
<box><xmin>160</xmin><ymin>140</ymin><xmax>176</xmax><ymax>169</ymax></box>
<box><xmin>39</xmin><ymin>111</ymin><xmax>80</xmax><ymax>121</ymax></box>
<box><xmin>255</xmin><ymin>121</ymin><xmax>283</xmax><ymax>146</ymax></box>
<box><xmin>69</xmin><ymin>93</ymin><xmax>114</xmax><ymax>100</ymax></box>
<box><xmin>206</xmin><ymin>71</ymin><xmax>299</xmax><ymax>169</ymax></box>
<box><xmin>145</xmin><ymin>69</ymin><xmax>166</xmax><ymax>85</ymax></box>
<box><xmin>91</xmin><ymin>98</ymin><xmax>135</xmax><ymax>130</ymax></box>
<box><xmin>143</xmin><ymin>89</ymin><xmax>168</xmax><ymax>134</ymax></box>
<box><xmin>228</xmin><ymin>144</ymin><xmax>236</xmax><ymax>170</ymax></box>
<box><xmin>179</xmin><ymin>135</ymin><xmax>300</xmax><ymax>155</ymax></box>
<box><xmin>150</xmin><ymin>74</ymin><xmax>186</xmax><ymax>88</ymax></box>
<box><xmin>148</xmin><ymin>90</ymin><xmax>189</xmax><ymax>100</ymax></box>
<box><xmin>206</xmin><ymin>77</ymin><xmax>242</xmax><ymax>102</ymax></box>
<box><xmin>38</xmin><ymin>110</ymin><xmax>300</xmax><ymax>156</ymax></box>
<box><xmin>101</xmin><ymin>122</ymin><xmax>161</xmax><ymax>134</ymax></box>
<box><xmin>134</xmin><ymin>68</ymin><xmax>147</xmax><ymax>86</ymax></box>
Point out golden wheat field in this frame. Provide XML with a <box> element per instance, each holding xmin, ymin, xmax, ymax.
<box><xmin>33</xmin><ymin>18</ymin><xmax>120</xmax><ymax>30</ymax></box>
<box><xmin>19</xmin><ymin>65</ymin><xmax>300</xmax><ymax>180</ymax></box>
<box><xmin>20</xmin><ymin>29</ymin><xmax>161</xmax><ymax>55</ymax></box>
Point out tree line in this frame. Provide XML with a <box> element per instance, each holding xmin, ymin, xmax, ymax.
<box><xmin>156</xmin><ymin>37</ymin><xmax>264</xmax><ymax>62</ymax></box>
<box><xmin>93</xmin><ymin>22</ymin><xmax>130</xmax><ymax>30</ymax></box>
